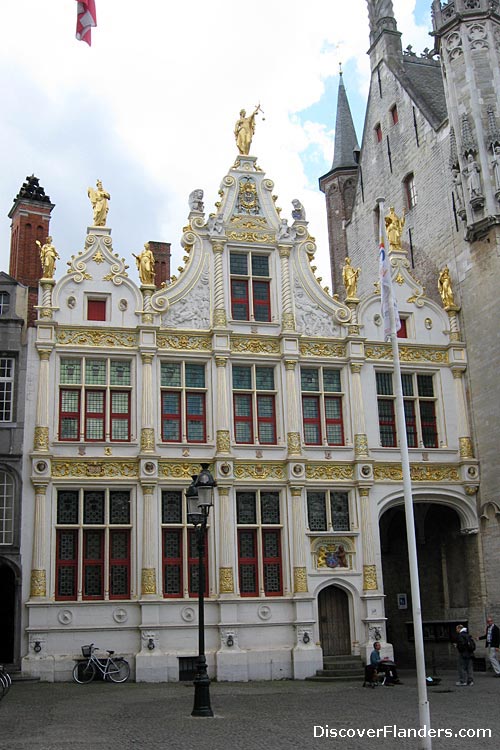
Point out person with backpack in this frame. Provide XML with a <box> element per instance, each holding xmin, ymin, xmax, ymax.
<box><xmin>454</xmin><ymin>624</ymin><xmax>475</xmax><ymax>686</ymax></box>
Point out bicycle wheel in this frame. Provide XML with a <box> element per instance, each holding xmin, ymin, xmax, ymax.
<box><xmin>73</xmin><ymin>660</ymin><xmax>96</xmax><ymax>684</ymax></box>
<box><xmin>0</xmin><ymin>673</ymin><xmax>7</xmax><ymax>699</ymax></box>
<box><xmin>107</xmin><ymin>658</ymin><xmax>130</xmax><ymax>683</ymax></box>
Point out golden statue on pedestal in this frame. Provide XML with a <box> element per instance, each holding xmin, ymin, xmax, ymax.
<box><xmin>88</xmin><ymin>180</ymin><xmax>110</xmax><ymax>226</ymax></box>
<box><xmin>438</xmin><ymin>266</ymin><xmax>456</xmax><ymax>308</ymax></box>
<box><xmin>133</xmin><ymin>243</ymin><xmax>156</xmax><ymax>285</ymax></box>
<box><xmin>36</xmin><ymin>236</ymin><xmax>59</xmax><ymax>279</ymax></box>
<box><xmin>234</xmin><ymin>104</ymin><xmax>264</xmax><ymax>155</ymax></box>
<box><xmin>385</xmin><ymin>206</ymin><xmax>405</xmax><ymax>252</ymax></box>
<box><xmin>342</xmin><ymin>257</ymin><xmax>360</xmax><ymax>299</ymax></box>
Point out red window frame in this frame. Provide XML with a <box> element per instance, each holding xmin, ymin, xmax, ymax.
<box><xmin>59</xmin><ymin>389</ymin><xmax>81</xmax><ymax>441</ymax></box>
<box><xmin>397</xmin><ymin>318</ymin><xmax>408</xmax><ymax>338</ymax></box>
<box><xmin>186</xmin><ymin>392</ymin><xmax>206</xmax><ymax>443</ymax></box>
<box><xmin>252</xmin><ymin>280</ymin><xmax>271</xmax><ymax>322</ymax></box>
<box><xmin>87</xmin><ymin>299</ymin><xmax>106</xmax><ymax>321</ymax></box>
<box><xmin>110</xmin><ymin>390</ymin><xmax>131</xmax><ymax>442</ymax></box>
<box><xmin>419</xmin><ymin>401</ymin><xmax>438</xmax><ymax>448</ymax></box>
<box><xmin>325</xmin><ymin>395</ymin><xmax>344</xmax><ymax>446</ymax></box>
<box><xmin>257</xmin><ymin>394</ymin><xmax>276</xmax><ymax>444</ymax></box>
<box><xmin>84</xmin><ymin>389</ymin><xmax>105</xmax><ymax>441</ymax></box>
<box><xmin>391</xmin><ymin>105</ymin><xmax>399</xmax><ymax>125</ymax></box>
<box><xmin>82</xmin><ymin>529</ymin><xmax>104</xmax><ymax>600</ymax></box>
<box><xmin>163</xmin><ymin>528</ymin><xmax>183</xmax><ymax>597</ymax></box>
<box><xmin>109</xmin><ymin>529</ymin><xmax>131</xmax><ymax>599</ymax></box>
<box><xmin>234</xmin><ymin>393</ymin><xmax>254</xmax><ymax>444</ymax></box>
<box><xmin>378</xmin><ymin>399</ymin><xmax>397</xmax><ymax>447</ymax></box>
<box><xmin>375</xmin><ymin>123</ymin><xmax>383</xmax><ymax>143</ymax></box>
<box><xmin>231</xmin><ymin>278</ymin><xmax>249</xmax><ymax>320</ymax></box>
<box><xmin>161</xmin><ymin>391</ymin><xmax>182</xmax><ymax>442</ymax></box>
<box><xmin>403</xmin><ymin>399</ymin><xmax>418</xmax><ymax>448</ymax></box>
<box><xmin>262</xmin><ymin>529</ymin><xmax>283</xmax><ymax>596</ymax></box>
<box><xmin>302</xmin><ymin>394</ymin><xmax>322</xmax><ymax>445</ymax></box>
<box><xmin>238</xmin><ymin>529</ymin><xmax>258</xmax><ymax>596</ymax></box>
<box><xmin>188</xmin><ymin>528</ymin><xmax>208</xmax><ymax>597</ymax></box>
<box><xmin>55</xmin><ymin>529</ymin><xmax>78</xmax><ymax>601</ymax></box>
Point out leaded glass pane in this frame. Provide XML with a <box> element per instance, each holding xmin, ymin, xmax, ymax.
<box><xmin>162</xmin><ymin>392</ymin><xmax>180</xmax><ymax>414</ymax></box>
<box><xmin>57</xmin><ymin>491</ymin><xmax>79</xmax><ymax>524</ymax></box>
<box><xmin>84</xmin><ymin>565</ymin><xmax>103</xmax><ymax>596</ymax></box>
<box><xmin>261</xmin><ymin>493</ymin><xmax>280</xmax><ymax>524</ymax></box>
<box><xmin>187</xmin><ymin>393</ymin><xmax>204</xmax><ymax>415</ymax></box>
<box><xmin>111</xmin><ymin>392</ymin><xmax>129</xmax><ymax>413</ymax></box>
<box><xmin>234</xmin><ymin>394</ymin><xmax>251</xmax><ymax>416</ymax></box>
<box><xmin>417</xmin><ymin>374</ymin><xmax>434</xmax><ymax>397</ymax></box>
<box><xmin>401</xmin><ymin>374</ymin><xmax>414</xmax><ymax>397</ymax></box>
<box><xmin>302</xmin><ymin>397</ymin><xmax>319</xmax><ymax>418</ymax></box>
<box><xmin>61</xmin><ymin>418</ymin><xmax>79</xmax><ymax>440</ymax></box>
<box><xmin>327</xmin><ymin>424</ymin><xmax>343</xmax><ymax>443</ymax></box>
<box><xmin>85</xmin><ymin>360</ymin><xmax>106</xmax><ymax>385</ymax></box>
<box><xmin>187</xmin><ymin>420</ymin><xmax>204</xmax><ymax>442</ymax></box>
<box><xmin>325</xmin><ymin>398</ymin><xmax>341</xmax><ymax>419</ymax></box>
<box><xmin>185</xmin><ymin>364</ymin><xmax>205</xmax><ymax>388</ymax></box>
<box><xmin>301</xmin><ymin>369</ymin><xmax>319</xmax><ymax>391</ymax></box>
<box><xmin>237</xmin><ymin>493</ymin><xmax>256</xmax><ymax>524</ymax></box>
<box><xmin>323</xmin><ymin>370</ymin><xmax>341</xmax><ymax>392</ymax></box>
<box><xmin>251</xmin><ymin>255</ymin><xmax>269</xmax><ymax>277</ymax></box>
<box><xmin>307</xmin><ymin>492</ymin><xmax>327</xmax><ymax>531</ymax></box>
<box><xmin>111</xmin><ymin>418</ymin><xmax>129</xmax><ymax>441</ymax></box>
<box><xmin>264</xmin><ymin>563</ymin><xmax>281</xmax><ymax>592</ymax></box>
<box><xmin>331</xmin><ymin>492</ymin><xmax>350</xmax><ymax>531</ymax></box>
<box><xmin>239</xmin><ymin>564</ymin><xmax>257</xmax><ymax>593</ymax></box>
<box><xmin>230</xmin><ymin>253</ymin><xmax>248</xmax><ymax>275</ymax></box>
<box><xmin>111</xmin><ymin>530</ymin><xmax>128</xmax><ymax>559</ymax></box>
<box><xmin>162</xmin><ymin>492</ymin><xmax>182</xmax><ymax>523</ymax></box>
<box><xmin>110</xmin><ymin>492</ymin><xmax>130</xmax><ymax>524</ymax></box>
<box><xmin>257</xmin><ymin>395</ymin><xmax>274</xmax><ymax>417</ymax></box>
<box><xmin>164</xmin><ymin>529</ymin><xmax>182</xmax><ymax>557</ymax></box>
<box><xmin>110</xmin><ymin>565</ymin><xmax>128</xmax><ymax>596</ymax></box>
<box><xmin>256</xmin><ymin>367</ymin><xmax>274</xmax><ymax>390</ymax></box>
<box><xmin>85</xmin><ymin>530</ymin><xmax>103</xmax><ymax>559</ymax></box>
<box><xmin>258</xmin><ymin>423</ymin><xmax>275</xmax><ymax>443</ymax></box>
<box><xmin>60</xmin><ymin>359</ymin><xmax>81</xmax><ymax>384</ymax></box>
<box><xmin>232</xmin><ymin>366</ymin><xmax>251</xmax><ymax>389</ymax></box>
<box><xmin>61</xmin><ymin>391</ymin><xmax>79</xmax><ymax>411</ymax></box>
<box><xmin>232</xmin><ymin>303</ymin><xmax>248</xmax><ymax>321</ymax></box>
<box><xmin>304</xmin><ymin>424</ymin><xmax>320</xmax><ymax>443</ymax></box>
<box><xmin>87</xmin><ymin>391</ymin><xmax>104</xmax><ymax>412</ymax></box>
<box><xmin>253</xmin><ymin>281</ymin><xmax>269</xmax><ymax>301</ymax></box>
<box><xmin>58</xmin><ymin>530</ymin><xmax>77</xmax><ymax>560</ymax></box>
<box><xmin>165</xmin><ymin>565</ymin><xmax>181</xmax><ymax>595</ymax></box>
<box><xmin>86</xmin><ymin>418</ymin><xmax>104</xmax><ymax>440</ymax></box>
<box><xmin>57</xmin><ymin>567</ymin><xmax>76</xmax><ymax>597</ymax></box>
<box><xmin>83</xmin><ymin>492</ymin><xmax>104</xmax><ymax>524</ymax></box>
<box><xmin>110</xmin><ymin>361</ymin><xmax>131</xmax><ymax>385</ymax></box>
<box><xmin>376</xmin><ymin>372</ymin><xmax>393</xmax><ymax>395</ymax></box>
<box><xmin>232</xmin><ymin>280</ymin><xmax>248</xmax><ymax>298</ymax></box>
<box><xmin>263</xmin><ymin>531</ymin><xmax>279</xmax><ymax>557</ymax></box>
<box><xmin>163</xmin><ymin>419</ymin><xmax>181</xmax><ymax>441</ymax></box>
<box><xmin>161</xmin><ymin>363</ymin><xmax>181</xmax><ymax>388</ymax></box>
<box><xmin>235</xmin><ymin>423</ymin><xmax>252</xmax><ymax>442</ymax></box>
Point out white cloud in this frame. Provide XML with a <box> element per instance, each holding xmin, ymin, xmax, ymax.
<box><xmin>0</xmin><ymin>1</ymin><xmax>430</xmax><ymax>290</ymax></box>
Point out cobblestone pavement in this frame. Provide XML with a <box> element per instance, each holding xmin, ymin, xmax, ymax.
<box><xmin>1</xmin><ymin>671</ymin><xmax>499</xmax><ymax>750</ymax></box>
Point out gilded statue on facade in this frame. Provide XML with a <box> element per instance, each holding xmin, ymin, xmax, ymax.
<box><xmin>342</xmin><ymin>257</ymin><xmax>360</xmax><ymax>299</ymax></box>
<box><xmin>385</xmin><ymin>206</ymin><xmax>405</xmax><ymax>252</ymax></box>
<box><xmin>234</xmin><ymin>105</ymin><xmax>263</xmax><ymax>155</ymax></box>
<box><xmin>36</xmin><ymin>236</ymin><xmax>59</xmax><ymax>279</ymax></box>
<box><xmin>88</xmin><ymin>180</ymin><xmax>111</xmax><ymax>226</ymax></box>
<box><xmin>438</xmin><ymin>266</ymin><xmax>456</xmax><ymax>308</ymax></box>
<box><xmin>133</xmin><ymin>242</ymin><xmax>156</xmax><ymax>285</ymax></box>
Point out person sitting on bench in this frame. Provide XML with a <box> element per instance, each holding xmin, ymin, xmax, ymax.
<box><xmin>370</xmin><ymin>641</ymin><xmax>401</xmax><ymax>685</ymax></box>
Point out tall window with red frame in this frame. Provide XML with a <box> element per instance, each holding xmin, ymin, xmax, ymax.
<box><xmin>55</xmin><ymin>489</ymin><xmax>131</xmax><ymax>601</ymax></box>
<box><xmin>236</xmin><ymin>491</ymin><xmax>283</xmax><ymax>596</ymax></box>
<box><xmin>87</xmin><ymin>298</ymin><xmax>107</xmax><ymax>321</ymax></box>
<box><xmin>376</xmin><ymin>371</ymin><xmax>438</xmax><ymax>448</ymax></box>
<box><xmin>232</xmin><ymin>365</ymin><xmax>277</xmax><ymax>444</ymax></box>
<box><xmin>301</xmin><ymin>367</ymin><xmax>344</xmax><ymax>446</ymax></box>
<box><xmin>161</xmin><ymin>362</ymin><xmax>206</xmax><ymax>443</ymax></box>
<box><xmin>230</xmin><ymin>251</ymin><xmax>271</xmax><ymax>322</ymax></box>
<box><xmin>162</xmin><ymin>490</ymin><xmax>208</xmax><ymax>597</ymax></box>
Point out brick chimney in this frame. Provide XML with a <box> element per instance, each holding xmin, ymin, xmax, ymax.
<box><xmin>8</xmin><ymin>176</ymin><xmax>54</xmax><ymax>326</ymax></box>
<box><xmin>148</xmin><ymin>240</ymin><xmax>171</xmax><ymax>288</ymax></box>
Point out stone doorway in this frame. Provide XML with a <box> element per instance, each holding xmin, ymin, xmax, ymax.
<box><xmin>0</xmin><ymin>560</ymin><xmax>16</xmax><ymax>664</ymax></box>
<box><xmin>318</xmin><ymin>585</ymin><xmax>351</xmax><ymax>656</ymax></box>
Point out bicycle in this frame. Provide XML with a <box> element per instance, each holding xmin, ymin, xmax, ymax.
<box><xmin>0</xmin><ymin>665</ymin><xmax>12</xmax><ymax>700</ymax></box>
<box><xmin>72</xmin><ymin>644</ymin><xmax>130</xmax><ymax>684</ymax></box>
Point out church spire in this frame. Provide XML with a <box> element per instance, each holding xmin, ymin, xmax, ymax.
<box><xmin>331</xmin><ymin>68</ymin><xmax>359</xmax><ymax>171</ymax></box>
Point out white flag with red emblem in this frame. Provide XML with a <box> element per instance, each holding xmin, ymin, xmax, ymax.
<box><xmin>76</xmin><ymin>0</ymin><xmax>97</xmax><ymax>46</ymax></box>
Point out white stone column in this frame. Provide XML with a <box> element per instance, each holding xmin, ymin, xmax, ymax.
<box><xmin>351</xmin><ymin>363</ymin><xmax>369</xmax><ymax>458</ymax></box>
<box><xmin>359</xmin><ymin>488</ymin><xmax>377</xmax><ymax>591</ymax></box>
<box><xmin>217</xmin><ymin>487</ymin><xmax>235</xmax><ymax>594</ymax></box>
<box><xmin>284</xmin><ymin>360</ymin><xmax>301</xmax><ymax>456</ymax></box>
<box><xmin>279</xmin><ymin>246</ymin><xmax>295</xmax><ymax>331</ymax></box>
<box><xmin>290</xmin><ymin>486</ymin><xmax>308</xmax><ymax>593</ymax></box>
<box><xmin>452</xmin><ymin>368</ymin><xmax>474</xmax><ymax>459</ymax></box>
<box><xmin>30</xmin><ymin>484</ymin><xmax>48</xmax><ymax>598</ymax></box>
<box><xmin>141</xmin><ymin>485</ymin><xmax>158</xmax><ymax>596</ymax></box>
<box><xmin>215</xmin><ymin>357</ymin><xmax>231</xmax><ymax>454</ymax></box>
<box><xmin>212</xmin><ymin>241</ymin><xmax>227</xmax><ymax>327</ymax></box>
<box><xmin>140</xmin><ymin>353</ymin><xmax>155</xmax><ymax>452</ymax></box>
<box><xmin>33</xmin><ymin>349</ymin><xmax>51</xmax><ymax>452</ymax></box>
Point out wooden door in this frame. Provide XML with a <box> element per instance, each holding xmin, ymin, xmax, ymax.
<box><xmin>318</xmin><ymin>585</ymin><xmax>350</xmax><ymax>656</ymax></box>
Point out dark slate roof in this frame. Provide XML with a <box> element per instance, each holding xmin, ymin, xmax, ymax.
<box><xmin>331</xmin><ymin>73</ymin><xmax>360</xmax><ymax>171</ymax></box>
<box><xmin>397</xmin><ymin>56</ymin><xmax>448</xmax><ymax>130</ymax></box>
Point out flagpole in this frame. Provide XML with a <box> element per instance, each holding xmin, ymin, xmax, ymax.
<box><xmin>377</xmin><ymin>197</ymin><xmax>431</xmax><ymax>750</ymax></box>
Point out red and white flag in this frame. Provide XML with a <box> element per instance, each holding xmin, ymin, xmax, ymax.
<box><xmin>378</xmin><ymin>204</ymin><xmax>401</xmax><ymax>341</ymax></box>
<box><xmin>76</xmin><ymin>0</ymin><xmax>97</xmax><ymax>46</ymax></box>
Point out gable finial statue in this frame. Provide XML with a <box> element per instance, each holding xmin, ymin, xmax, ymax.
<box><xmin>234</xmin><ymin>104</ymin><xmax>264</xmax><ymax>155</ymax></box>
<box><xmin>133</xmin><ymin>242</ymin><xmax>156</xmax><ymax>286</ymax></box>
<box><xmin>36</xmin><ymin>236</ymin><xmax>60</xmax><ymax>279</ymax></box>
<box><xmin>438</xmin><ymin>266</ymin><xmax>456</xmax><ymax>309</ymax></box>
<box><xmin>342</xmin><ymin>257</ymin><xmax>361</xmax><ymax>299</ymax></box>
<box><xmin>88</xmin><ymin>179</ymin><xmax>111</xmax><ymax>226</ymax></box>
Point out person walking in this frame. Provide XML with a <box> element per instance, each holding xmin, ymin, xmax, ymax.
<box><xmin>455</xmin><ymin>624</ymin><xmax>475</xmax><ymax>686</ymax></box>
<box><xmin>478</xmin><ymin>615</ymin><xmax>500</xmax><ymax>677</ymax></box>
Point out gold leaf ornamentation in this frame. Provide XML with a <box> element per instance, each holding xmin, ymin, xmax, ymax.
<box><xmin>373</xmin><ymin>463</ymin><xmax>460</xmax><ymax>482</ymax></box>
<box><xmin>365</xmin><ymin>344</ymin><xmax>448</xmax><ymax>363</ymax></box>
<box><xmin>34</xmin><ymin>426</ymin><xmax>49</xmax><ymax>451</ymax></box>
<box><xmin>234</xmin><ymin>463</ymin><xmax>286</xmax><ymax>480</ymax></box>
<box><xmin>157</xmin><ymin>334</ymin><xmax>212</xmax><ymax>351</ymax></box>
<box><xmin>299</xmin><ymin>341</ymin><xmax>346</xmax><ymax>358</ymax></box>
<box><xmin>293</xmin><ymin>567</ymin><xmax>308</xmax><ymax>593</ymax></box>
<box><xmin>231</xmin><ymin>336</ymin><xmax>280</xmax><ymax>354</ymax></box>
<box><xmin>141</xmin><ymin>568</ymin><xmax>157</xmax><ymax>595</ymax></box>
<box><xmin>57</xmin><ymin>328</ymin><xmax>137</xmax><ymax>348</ymax></box>
<box><xmin>30</xmin><ymin>569</ymin><xmax>47</xmax><ymax>597</ymax></box>
<box><xmin>306</xmin><ymin>464</ymin><xmax>354</xmax><ymax>480</ymax></box>
<box><xmin>52</xmin><ymin>460</ymin><xmax>138</xmax><ymax>478</ymax></box>
<box><xmin>219</xmin><ymin>567</ymin><xmax>235</xmax><ymax>593</ymax></box>
<box><xmin>363</xmin><ymin>565</ymin><xmax>378</xmax><ymax>590</ymax></box>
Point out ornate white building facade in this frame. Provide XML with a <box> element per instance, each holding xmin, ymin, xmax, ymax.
<box><xmin>17</xmin><ymin>151</ymin><xmax>478</xmax><ymax>681</ymax></box>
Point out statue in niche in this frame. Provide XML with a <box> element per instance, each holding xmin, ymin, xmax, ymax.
<box><xmin>234</xmin><ymin>105</ymin><xmax>263</xmax><ymax>155</ymax></box>
<box><xmin>133</xmin><ymin>242</ymin><xmax>156</xmax><ymax>285</ymax></box>
<box><xmin>291</xmin><ymin>199</ymin><xmax>306</xmax><ymax>221</ymax></box>
<box><xmin>188</xmin><ymin>189</ymin><xmax>204</xmax><ymax>213</ymax></box>
<box><xmin>492</xmin><ymin>146</ymin><xmax>500</xmax><ymax>194</ymax></box>
<box><xmin>438</xmin><ymin>266</ymin><xmax>456</xmax><ymax>308</ymax></box>
<box><xmin>463</xmin><ymin>154</ymin><xmax>483</xmax><ymax>200</ymax></box>
<box><xmin>36</xmin><ymin>236</ymin><xmax>59</xmax><ymax>279</ymax></box>
<box><xmin>385</xmin><ymin>206</ymin><xmax>405</xmax><ymax>252</ymax></box>
<box><xmin>342</xmin><ymin>257</ymin><xmax>360</xmax><ymax>299</ymax></box>
<box><xmin>451</xmin><ymin>167</ymin><xmax>465</xmax><ymax>215</ymax></box>
<box><xmin>88</xmin><ymin>180</ymin><xmax>110</xmax><ymax>226</ymax></box>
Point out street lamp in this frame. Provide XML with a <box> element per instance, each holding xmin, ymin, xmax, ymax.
<box><xmin>186</xmin><ymin>463</ymin><xmax>217</xmax><ymax>717</ymax></box>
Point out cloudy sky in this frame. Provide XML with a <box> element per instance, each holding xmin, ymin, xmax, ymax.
<box><xmin>1</xmin><ymin>1</ymin><xmax>433</xmax><ymax>288</ymax></box>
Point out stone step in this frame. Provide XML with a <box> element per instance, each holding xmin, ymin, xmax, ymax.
<box><xmin>306</xmin><ymin>674</ymin><xmax>363</xmax><ymax>683</ymax></box>
<box><xmin>8</xmin><ymin>671</ymin><xmax>40</xmax><ymax>683</ymax></box>
<box><xmin>316</xmin><ymin>668</ymin><xmax>365</xmax><ymax>678</ymax></box>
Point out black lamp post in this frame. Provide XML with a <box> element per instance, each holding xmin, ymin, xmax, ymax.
<box><xmin>186</xmin><ymin>463</ymin><xmax>216</xmax><ymax>717</ymax></box>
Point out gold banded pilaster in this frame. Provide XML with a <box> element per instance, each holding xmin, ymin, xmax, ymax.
<box><xmin>293</xmin><ymin>567</ymin><xmax>308</xmax><ymax>593</ymax></box>
<box><xmin>30</xmin><ymin>569</ymin><xmax>47</xmax><ymax>598</ymax></box>
<box><xmin>219</xmin><ymin>567</ymin><xmax>235</xmax><ymax>593</ymax></box>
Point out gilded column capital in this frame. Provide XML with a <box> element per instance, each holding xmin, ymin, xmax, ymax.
<box><xmin>359</xmin><ymin>487</ymin><xmax>370</xmax><ymax>498</ymax></box>
<box><xmin>141</xmin><ymin>568</ymin><xmax>157</xmax><ymax>595</ymax></box>
<box><xmin>30</xmin><ymin>569</ymin><xmax>47</xmax><ymax>598</ymax></box>
<box><xmin>293</xmin><ymin>567</ymin><xmax>308</xmax><ymax>593</ymax></box>
<box><xmin>37</xmin><ymin>349</ymin><xmax>52</xmax><ymax>361</ymax></box>
<box><xmin>350</xmin><ymin>362</ymin><xmax>363</xmax><ymax>374</ymax></box>
<box><xmin>290</xmin><ymin>486</ymin><xmax>303</xmax><ymax>497</ymax></box>
<box><xmin>215</xmin><ymin>356</ymin><xmax>228</xmax><ymax>368</ymax></box>
<box><xmin>452</xmin><ymin>369</ymin><xmax>464</xmax><ymax>379</ymax></box>
<box><xmin>142</xmin><ymin>485</ymin><xmax>156</xmax><ymax>496</ymax></box>
<box><xmin>211</xmin><ymin>241</ymin><xmax>226</xmax><ymax>254</ymax></box>
<box><xmin>34</xmin><ymin>426</ymin><xmax>50</xmax><ymax>452</ymax></box>
<box><xmin>363</xmin><ymin>564</ymin><xmax>378</xmax><ymax>591</ymax></box>
<box><xmin>278</xmin><ymin>246</ymin><xmax>291</xmax><ymax>259</ymax></box>
<box><xmin>354</xmin><ymin>433</ymin><xmax>369</xmax><ymax>458</ymax></box>
<box><xmin>219</xmin><ymin>566</ymin><xmax>234</xmax><ymax>593</ymax></box>
<box><xmin>218</xmin><ymin>486</ymin><xmax>230</xmax><ymax>497</ymax></box>
<box><xmin>141</xmin><ymin>353</ymin><xmax>154</xmax><ymax>365</ymax></box>
<box><xmin>459</xmin><ymin>437</ymin><xmax>475</xmax><ymax>459</ymax></box>
<box><xmin>284</xmin><ymin>360</ymin><xmax>297</xmax><ymax>371</ymax></box>
<box><xmin>33</xmin><ymin>483</ymin><xmax>48</xmax><ymax>495</ymax></box>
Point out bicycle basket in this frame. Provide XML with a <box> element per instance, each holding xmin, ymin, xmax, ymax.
<box><xmin>81</xmin><ymin>645</ymin><xmax>92</xmax><ymax>657</ymax></box>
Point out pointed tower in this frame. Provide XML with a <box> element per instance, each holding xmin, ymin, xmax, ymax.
<box><xmin>8</xmin><ymin>176</ymin><xmax>54</xmax><ymax>325</ymax></box>
<box><xmin>366</xmin><ymin>0</ymin><xmax>403</xmax><ymax>70</ymax></box>
<box><xmin>319</xmin><ymin>71</ymin><xmax>359</xmax><ymax>294</ymax></box>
